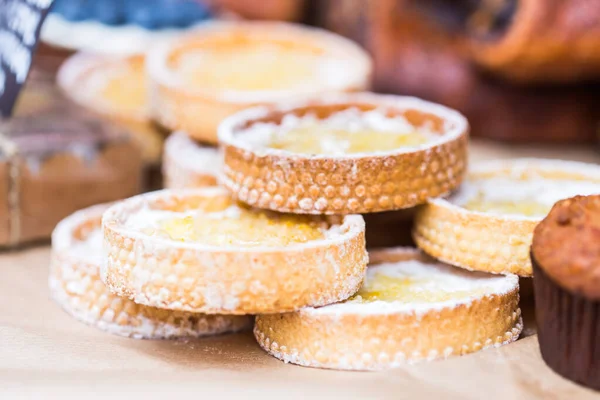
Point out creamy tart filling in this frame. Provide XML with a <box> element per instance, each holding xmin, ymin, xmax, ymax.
<box><xmin>239</xmin><ymin>109</ymin><xmax>437</xmax><ymax>156</ymax></box>
<box><xmin>96</xmin><ymin>56</ymin><xmax>147</xmax><ymax>116</ymax></box>
<box><xmin>348</xmin><ymin>259</ymin><xmax>510</xmax><ymax>305</ymax></box>
<box><xmin>451</xmin><ymin>177</ymin><xmax>600</xmax><ymax>218</ymax></box>
<box><xmin>129</xmin><ymin>198</ymin><xmax>331</xmax><ymax>247</ymax></box>
<box><xmin>174</xmin><ymin>42</ymin><xmax>347</xmax><ymax>92</ymax></box>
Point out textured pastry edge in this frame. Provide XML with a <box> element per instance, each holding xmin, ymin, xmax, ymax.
<box><xmin>253</xmin><ymin>247</ymin><xmax>522</xmax><ymax>370</ymax></box>
<box><xmin>219</xmin><ymin>93</ymin><xmax>469</xmax><ymax>214</ymax></box>
<box><xmin>413</xmin><ymin>158</ymin><xmax>600</xmax><ymax>277</ymax></box>
<box><xmin>101</xmin><ymin>187</ymin><xmax>368</xmax><ymax>314</ymax></box>
<box><xmin>50</xmin><ymin>203</ymin><xmax>252</xmax><ymax>339</ymax></box>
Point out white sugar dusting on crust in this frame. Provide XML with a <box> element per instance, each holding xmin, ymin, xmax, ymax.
<box><xmin>446</xmin><ymin>158</ymin><xmax>600</xmax><ymax>219</ymax></box>
<box><xmin>235</xmin><ymin>108</ymin><xmax>438</xmax><ymax>156</ymax></box>
<box><xmin>305</xmin><ymin>257</ymin><xmax>518</xmax><ymax>316</ymax></box>
<box><xmin>164</xmin><ymin>131</ymin><xmax>221</xmax><ymax>175</ymax></box>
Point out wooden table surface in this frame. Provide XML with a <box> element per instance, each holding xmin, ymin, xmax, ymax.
<box><xmin>1</xmin><ymin>141</ymin><xmax>599</xmax><ymax>399</ymax></box>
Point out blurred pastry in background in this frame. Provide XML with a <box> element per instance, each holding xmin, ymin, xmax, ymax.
<box><xmin>212</xmin><ymin>0</ymin><xmax>306</xmax><ymax>21</ymax></box>
<box><xmin>162</xmin><ymin>131</ymin><xmax>221</xmax><ymax>189</ymax></box>
<box><xmin>57</xmin><ymin>52</ymin><xmax>162</xmax><ymax>167</ymax></box>
<box><xmin>147</xmin><ymin>21</ymin><xmax>372</xmax><ymax>144</ymax></box>
<box><xmin>315</xmin><ymin>0</ymin><xmax>600</xmax><ymax>144</ymax></box>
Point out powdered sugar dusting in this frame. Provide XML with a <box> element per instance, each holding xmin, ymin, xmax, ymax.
<box><xmin>306</xmin><ymin>258</ymin><xmax>518</xmax><ymax>316</ymax></box>
<box><xmin>237</xmin><ymin>108</ymin><xmax>438</xmax><ymax>156</ymax></box>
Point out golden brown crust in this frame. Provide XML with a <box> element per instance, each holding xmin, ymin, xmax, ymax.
<box><xmin>219</xmin><ymin>93</ymin><xmax>469</xmax><ymax>215</ymax></box>
<box><xmin>414</xmin><ymin>159</ymin><xmax>600</xmax><ymax>277</ymax></box>
<box><xmin>254</xmin><ymin>247</ymin><xmax>522</xmax><ymax>370</ymax></box>
<box><xmin>470</xmin><ymin>0</ymin><xmax>600</xmax><ymax>83</ymax></box>
<box><xmin>146</xmin><ymin>21</ymin><xmax>372</xmax><ymax>144</ymax></box>
<box><xmin>532</xmin><ymin>195</ymin><xmax>600</xmax><ymax>300</ymax></box>
<box><xmin>101</xmin><ymin>188</ymin><xmax>368</xmax><ymax>314</ymax></box>
<box><xmin>50</xmin><ymin>204</ymin><xmax>252</xmax><ymax>338</ymax></box>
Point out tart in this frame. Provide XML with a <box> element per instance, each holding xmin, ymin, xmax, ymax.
<box><xmin>532</xmin><ymin>195</ymin><xmax>600</xmax><ymax>390</ymax></box>
<box><xmin>50</xmin><ymin>203</ymin><xmax>251</xmax><ymax>339</ymax></box>
<box><xmin>414</xmin><ymin>158</ymin><xmax>600</xmax><ymax>277</ymax></box>
<box><xmin>101</xmin><ymin>187</ymin><xmax>368</xmax><ymax>314</ymax></box>
<box><xmin>147</xmin><ymin>21</ymin><xmax>373</xmax><ymax>144</ymax></box>
<box><xmin>255</xmin><ymin>247</ymin><xmax>521</xmax><ymax>371</ymax></box>
<box><xmin>57</xmin><ymin>52</ymin><xmax>163</xmax><ymax>165</ymax></box>
<box><xmin>219</xmin><ymin>93</ymin><xmax>469</xmax><ymax>215</ymax></box>
<box><xmin>162</xmin><ymin>131</ymin><xmax>220</xmax><ymax>189</ymax></box>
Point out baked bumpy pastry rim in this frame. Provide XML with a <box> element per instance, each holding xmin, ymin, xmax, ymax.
<box><xmin>413</xmin><ymin>158</ymin><xmax>600</xmax><ymax>277</ymax></box>
<box><xmin>50</xmin><ymin>203</ymin><xmax>252</xmax><ymax>339</ymax></box>
<box><xmin>254</xmin><ymin>247</ymin><xmax>521</xmax><ymax>371</ymax></box>
<box><xmin>146</xmin><ymin>21</ymin><xmax>373</xmax><ymax>144</ymax></box>
<box><xmin>219</xmin><ymin>93</ymin><xmax>469</xmax><ymax>215</ymax></box>
<box><xmin>101</xmin><ymin>187</ymin><xmax>368</xmax><ymax>314</ymax></box>
<box><xmin>162</xmin><ymin>131</ymin><xmax>220</xmax><ymax>189</ymax></box>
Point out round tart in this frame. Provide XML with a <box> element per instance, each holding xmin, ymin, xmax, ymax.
<box><xmin>57</xmin><ymin>52</ymin><xmax>163</xmax><ymax>165</ymax></box>
<box><xmin>162</xmin><ymin>131</ymin><xmax>220</xmax><ymax>189</ymax></box>
<box><xmin>50</xmin><ymin>204</ymin><xmax>252</xmax><ymax>339</ymax></box>
<box><xmin>147</xmin><ymin>21</ymin><xmax>372</xmax><ymax>144</ymax></box>
<box><xmin>219</xmin><ymin>93</ymin><xmax>469</xmax><ymax>215</ymax></box>
<box><xmin>414</xmin><ymin>158</ymin><xmax>600</xmax><ymax>277</ymax></box>
<box><xmin>255</xmin><ymin>247</ymin><xmax>521</xmax><ymax>371</ymax></box>
<box><xmin>101</xmin><ymin>188</ymin><xmax>368</xmax><ymax>314</ymax></box>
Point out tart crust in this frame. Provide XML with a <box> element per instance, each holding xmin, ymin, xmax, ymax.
<box><xmin>146</xmin><ymin>21</ymin><xmax>372</xmax><ymax>144</ymax></box>
<box><xmin>254</xmin><ymin>247</ymin><xmax>522</xmax><ymax>371</ymax></box>
<box><xmin>219</xmin><ymin>93</ymin><xmax>469</xmax><ymax>215</ymax></box>
<box><xmin>162</xmin><ymin>131</ymin><xmax>220</xmax><ymax>189</ymax></box>
<box><xmin>57</xmin><ymin>52</ymin><xmax>163</xmax><ymax>165</ymax></box>
<box><xmin>101</xmin><ymin>188</ymin><xmax>368</xmax><ymax>314</ymax></box>
<box><xmin>50</xmin><ymin>204</ymin><xmax>252</xmax><ymax>339</ymax></box>
<box><xmin>414</xmin><ymin>158</ymin><xmax>600</xmax><ymax>277</ymax></box>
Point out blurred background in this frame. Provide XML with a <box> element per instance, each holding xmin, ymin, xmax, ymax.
<box><xmin>31</xmin><ymin>0</ymin><xmax>599</xmax><ymax>143</ymax></box>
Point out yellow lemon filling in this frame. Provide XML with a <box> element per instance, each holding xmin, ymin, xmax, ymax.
<box><xmin>350</xmin><ymin>271</ymin><xmax>488</xmax><ymax>303</ymax></box>
<box><xmin>100</xmin><ymin>56</ymin><xmax>147</xmax><ymax>115</ymax></box>
<box><xmin>268</xmin><ymin>126</ymin><xmax>430</xmax><ymax>155</ymax></box>
<box><xmin>463</xmin><ymin>195</ymin><xmax>550</xmax><ymax>217</ymax></box>
<box><xmin>152</xmin><ymin>204</ymin><xmax>326</xmax><ymax>246</ymax></box>
<box><xmin>177</xmin><ymin>44</ymin><xmax>324</xmax><ymax>91</ymax></box>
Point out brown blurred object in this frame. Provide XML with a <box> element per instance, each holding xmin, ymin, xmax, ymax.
<box><xmin>0</xmin><ymin>96</ymin><xmax>142</xmax><ymax>248</ymax></box>
<box><xmin>468</xmin><ymin>0</ymin><xmax>600</xmax><ymax>84</ymax></box>
<box><xmin>212</xmin><ymin>0</ymin><xmax>306</xmax><ymax>21</ymax></box>
<box><xmin>315</xmin><ymin>0</ymin><xmax>600</xmax><ymax>143</ymax></box>
<box><xmin>363</xmin><ymin>208</ymin><xmax>416</xmax><ymax>249</ymax></box>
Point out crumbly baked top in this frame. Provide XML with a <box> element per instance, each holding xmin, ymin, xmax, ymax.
<box><xmin>236</xmin><ymin>108</ymin><xmax>437</xmax><ymax>156</ymax></box>
<box><xmin>449</xmin><ymin>166</ymin><xmax>600</xmax><ymax>219</ymax></box>
<box><xmin>532</xmin><ymin>195</ymin><xmax>600</xmax><ymax>300</ymax></box>
<box><xmin>121</xmin><ymin>192</ymin><xmax>341</xmax><ymax>248</ymax></box>
<box><xmin>308</xmin><ymin>250</ymin><xmax>517</xmax><ymax>315</ymax></box>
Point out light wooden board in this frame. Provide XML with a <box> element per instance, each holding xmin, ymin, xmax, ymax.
<box><xmin>1</xmin><ymin>141</ymin><xmax>599</xmax><ymax>399</ymax></box>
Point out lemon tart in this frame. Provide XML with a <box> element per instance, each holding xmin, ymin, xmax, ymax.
<box><xmin>57</xmin><ymin>52</ymin><xmax>163</xmax><ymax>165</ymax></box>
<box><xmin>163</xmin><ymin>131</ymin><xmax>220</xmax><ymax>189</ymax></box>
<box><xmin>414</xmin><ymin>159</ymin><xmax>600</xmax><ymax>276</ymax></box>
<box><xmin>101</xmin><ymin>188</ymin><xmax>367</xmax><ymax>314</ymax></box>
<box><xmin>50</xmin><ymin>204</ymin><xmax>252</xmax><ymax>338</ymax></box>
<box><xmin>255</xmin><ymin>247</ymin><xmax>521</xmax><ymax>370</ymax></box>
<box><xmin>147</xmin><ymin>21</ymin><xmax>372</xmax><ymax>144</ymax></box>
<box><xmin>219</xmin><ymin>93</ymin><xmax>469</xmax><ymax>215</ymax></box>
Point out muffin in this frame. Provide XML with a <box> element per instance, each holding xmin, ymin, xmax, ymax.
<box><xmin>531</xmin><ymin>195</ymin><xmax>600</xmax><ymax>390</ymax></box>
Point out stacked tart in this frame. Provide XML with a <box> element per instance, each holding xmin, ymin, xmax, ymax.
<box><xmin>157</xmin><ymin>21</ymin><xmax>373</xmax><ymax>190</ymax></box>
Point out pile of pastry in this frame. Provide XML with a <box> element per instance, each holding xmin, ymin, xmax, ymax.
<box><xmin>50</xmin><ymin>21</ymin><xmax>600</xmax><ymax>371</ymax></box>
